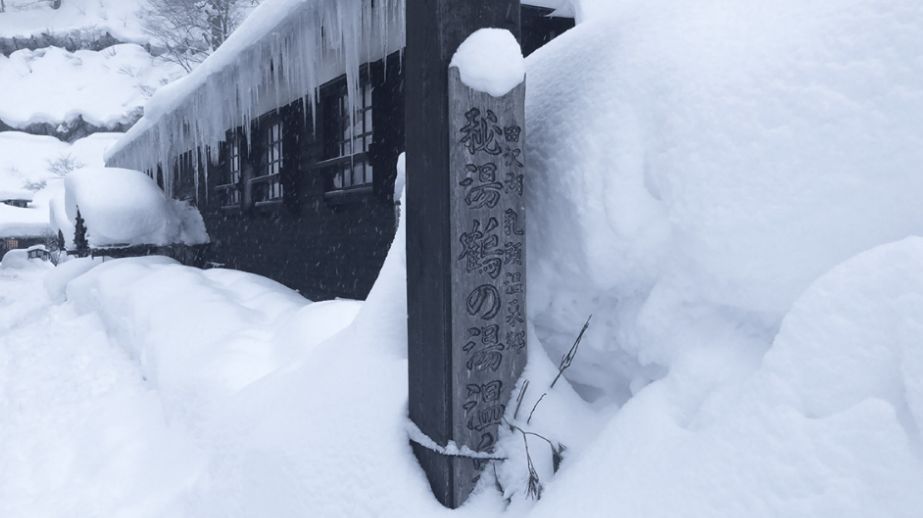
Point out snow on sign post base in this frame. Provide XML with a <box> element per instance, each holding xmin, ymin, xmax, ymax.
<box><xmin>406</xmin><ymin>2</ymin><xmax>526</xmax><ymax>506</ymax></box>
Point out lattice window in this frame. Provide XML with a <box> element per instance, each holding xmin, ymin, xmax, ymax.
<box><xmin>251</xmin><ymin>119</ymin><xmax>284</xmax><ymax>203</ymax></box>
<box><xmin>217</xmin><ymin>138</ymin><xmax>242</xmax><ymax>208</ymax></box>
<box><xmin>318</xmin><ymin>77</ymin><xmax>374</xmax><ymax>192</ymax></box>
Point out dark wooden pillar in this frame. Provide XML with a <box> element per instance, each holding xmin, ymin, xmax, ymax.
<box><xmin>406</xmin><ymin>0</ymin><xmax>524</xmax><ymax>509</ymax></box>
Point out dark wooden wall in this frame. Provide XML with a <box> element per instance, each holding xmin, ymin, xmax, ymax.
<box><xmin>196</xmin><ymin>52</ymin><xmax>404</xmax><ymax>301</ymax></box>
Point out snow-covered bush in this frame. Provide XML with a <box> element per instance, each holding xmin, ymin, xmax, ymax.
<box><xmin>50</xmin><ymin>167</ymin><xmax>208</xmax><ymax>248</ymax></box>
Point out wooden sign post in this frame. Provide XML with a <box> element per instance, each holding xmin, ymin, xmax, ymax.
<box><xmin>406</xmin><ymin>0</ymin><xmax>525</xmax><ymax>509</ymax></box>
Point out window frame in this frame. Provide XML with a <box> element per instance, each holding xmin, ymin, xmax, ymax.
<box><xmin>315</xmin><ymin>70</ymin><xmax>375</xmax><ymax>199</ymax></box>
<box><xmin>172</xmin><ymin>150</ymin><xmax>196</xmax><ymax>202</ymax></box>
<box><xmin>216</xmin><ymin>133</ymin><xmax>243</xmax><ymax>210</ymax></box>
<box><xmin>249</xmin><ymin>115</ymin><xmax>285</xmax><ymax>207</ymax></box>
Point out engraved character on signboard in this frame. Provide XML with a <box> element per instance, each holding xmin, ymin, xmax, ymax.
<box><xmin>459</xmin><ymin>163</ymin><xmax>504</xmax><ymax>209</ymax></box>
<box><xmin>460</xmin><ymin>108</ymin><xmax>503</xmax><ymax>156</ymax></box>
<box><xmin>458</xmin><ymin>218</ymin><xmax>503</xmax><ymax>279</ymax></box>
<box><xmin>463</xmin><ymin>325</ymin><xmax>506</xmax><ymax>372</ymax></box>
<box><xmin>466</xmin><ymin>284</ymin><xmax>502</xmax><ymax>320</ymax></box>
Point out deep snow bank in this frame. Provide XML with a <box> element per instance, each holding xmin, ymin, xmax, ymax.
<box><xmin>44</xmin><ymin>209</ymin><xmax>923</xmax><ymax>518</ymax></box>
<box><xmin>528</xmin><ymin>237</ymin><xmax>923</xmax><ymax>518</ymax></box>
<box><xmin>525</xmin><ymin>0</ymin><xmax>923</xmax><ymax>399</ymax></box>
<box><xmin>63</xmin><ymin>257</ymin><xmax>317</xmax><ymax>425</ymax></box>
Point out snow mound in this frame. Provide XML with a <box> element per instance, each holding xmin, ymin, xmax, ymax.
<box><xmin>0</xmin><ymin>248</ymin><xmax>50</xmax><ymax>270</ymax></box>
<box><xmin>0</xmin><ymin>45</ymin><xmax>184</xmax><ymax>132</ymax></box>
<box><xmin>764</xmin><ymin>237</ymin><xmax>923</xmax><ymax>431</ymax></box>
<box><xmin>43</xmin><ymin>256</ymin><xmax>103</xmax><ymax>303</ymax></box>
<box><xmin>525</xmin><ymin>0</ymin><xmax>923</xmax><ymax>399</ymax></box>
<box><xmin>55</xmin><ymin>167</ymin><xmax>207</xmax><ymax>248</ymax></box>
<box><xmin>64</xmin><ymin>257</ymin><xmax>313</xmax><ymax>427</ymax></box>
<box><xmin>450</xmin><ymin>28</ymin><xmax>525</xmax><ymax>97</ymax></box>
<box><xmin>527</xmin><ymin>238</ymin><xmax>923</xmax><ymax>518</ymax></box>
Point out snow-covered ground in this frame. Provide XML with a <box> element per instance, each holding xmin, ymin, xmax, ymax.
<box><xmin>0</xmin><ymin>260</ymin><xmax>201</xmax><ymax>517</ymax></box>
<box><xmin>3</xmin><ymin>224</ymin><xmax>923</xmax><ymax>517</ymax></box>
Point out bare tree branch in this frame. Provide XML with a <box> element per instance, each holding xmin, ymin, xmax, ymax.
<box><xmin>143</xmin><ymin>0</ymin><xmax>259</xmax><ymax>70</ymax></box>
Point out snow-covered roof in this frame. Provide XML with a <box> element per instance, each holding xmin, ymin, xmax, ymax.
<box><xmin>0</xmin><ymin>189</ymin><xmax>34</xmax><ymax>202</ymax></box>
<box><xmin>106</xmin><ymin>0</ymin><xmax>576</xmax><ymax>184</ymax></box>
<box><xmin>107</xmin><ymin>0</ymin><xmax>405</xmax><ymax>187</ymax></box>
<box><xmin>52</xmin><ymin>167</ymin><xmax>208</xmax><ymax>248</ymax></box>
<box><xmin>0</xmin><ymin>203</ymin><xmax>49</xmax><ymax>238</ymax></box>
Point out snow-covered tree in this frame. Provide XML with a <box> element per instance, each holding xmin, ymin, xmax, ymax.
<box><xmin>73</xmin><ymin>207</ymin><xmax>89</xmax><ymax>255</ymax></box>
<box><xmin>142</xmin><ymin>0</ymin><xmax>260</xmax><ymax>72</ymax></box>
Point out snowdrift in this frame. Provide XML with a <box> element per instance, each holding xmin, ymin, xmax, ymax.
<box><xmin>525</xmin><ymin>0</ymin><xmax>923</xmax><ymax>399</ymax></box>
<box><xmin>528</xmin><ymin>238</ymin><xmax>923</xmax><ymax>518</ymax></box>
<box><xmin>52</xmin><ymin>167</ymin><xmax>207</xmax><ymax>248</ymax></box>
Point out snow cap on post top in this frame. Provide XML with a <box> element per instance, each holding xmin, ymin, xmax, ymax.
<box><xmin>449</xmin><ymin>28</ymin><xmax>525</xmax><ymax>97</ymax></box>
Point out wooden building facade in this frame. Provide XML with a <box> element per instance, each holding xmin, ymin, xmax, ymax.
<box><xmin>107</xmin><ymin>1</ymin><xmax>573</xmax><ymax>301</ymax></box>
